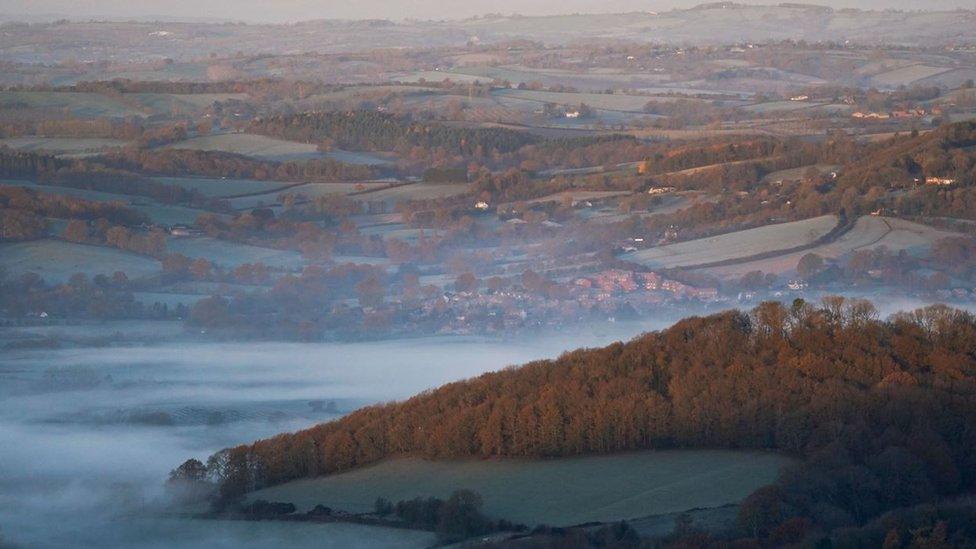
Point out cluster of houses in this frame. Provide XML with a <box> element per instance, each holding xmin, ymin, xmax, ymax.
<box><xmin>851</xmin><ymin>106</ymin><xmax>940</xmax><ymax>120</ymax></box>
<box><xmin>573</xmin><ymin>269</ymin><xmax>719</xmax><ymax>301</ymax></box>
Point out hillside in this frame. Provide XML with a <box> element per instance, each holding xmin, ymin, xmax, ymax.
<box><xmin>196</xmin><ymin>298</ymin><xmax>976</xmax><ymax>543</ymax></box>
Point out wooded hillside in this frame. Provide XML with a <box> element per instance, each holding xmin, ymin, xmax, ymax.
<box><xmin>202</xmin><ymin>298</ymin><xmax>976</xmax><ymax>542</ymax></box>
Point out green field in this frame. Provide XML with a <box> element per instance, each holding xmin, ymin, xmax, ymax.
<box><xmin>0</xmin><ymin>136</ymin><xmax>130</xmax><ymax>154</ymax></box>
<box><xmin>166</xmin><ymin>237</ymin><xmax>304</xmax><ymax>270</ymax></box>
<box><xmin>127</xmin><ymin>92</ymin><xmax>247</xmax><ymax>114</ymax></box>
<box><xmin>166</xmin><ymin>133</ymin><xmax>323</xmax><ymax>162</ymax></box>
<box><xmin>494</xmin><ymin>88</ymin><xmax>658</xmax><ymax>112</ymax></box>
<box><xmin>357</xmin><ymin>183</ymin><xmax>472</xmax><ymax>207</ymax></box>
<box><xmin>249</xmin><ymin>450</ymin><xmax>790</xmax><ymax>526</ymax></box>
<box><xmin>166</xmin><ymin>132</ymin><xmax>394</xmax><ymax>166</ymax></box>
<box><xmin>153</xmin><ymin>177</ymin><xmax>292</xmax><ymax>198</ymax></box>
<box><xmin>0</xmin><ymin>239</ymin><xmax>160</xmax><ymax>283</ymax></box>
<box><xmin>0</xmin><ymin>91</ymin><xmax>145</xmax><ymax>118</ymax></box>
<box><xmin>1</xmin><ymin>180</ymin><xmax>211</xmax><ymax>225</ymax></box>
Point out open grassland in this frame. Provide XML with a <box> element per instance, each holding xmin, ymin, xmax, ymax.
<box><xmin>700</xmin><ymin>216</ymin><xmax>962</xmax><ymax>278</ymax></box>
<box><xmin>165</xmin><ymin>133</ymin><xmax>323</xmax><ymax>162</ymax></box>
<box><xmin>0</xmin><ymin>239</ymin><xmax>159</xmax><ymax>283</ymax></box>
<box><xmin>248</xmin><ymin>450</ymin><xmax>791</xmax><ymax>526</ymax></box>
<box><xmin>166</xmin><ymin>133</ymin><xmax>392</xmax><ymax>165</ymax></box>
<box><xmin>153</xmin><ymin>177</ymin><xmax>292</xmax><ymax>198</ymax></box>
<box><xmin>166</xmin><ymin>237</ymin><xmax>304</xmax><ymax>270</ymax></box>
<box><xmin>0</xmin><ymin>180</ymin><xmax>210</xmax><ymax>225</ymax></box>
<box><xmin>870</xmin><ymin>64</ymin><xmax>953</xmax><ymax>88</ymax></box>
<box><xmin>131</xmin><ymin>291</ymin><xmax>204</xmax><ymax>309</ymax></box>
<box><xmin>227</xmin><ymin>181</ymin><xmax>389</xmax><ymax>210</ymax></box>
<box><xmin>624</xmin><ymin>215</ymin><xmax>838</xmax><ymax>270</ymax></box>
<box><xmin>518</xmin><ymin>190</ymin><xmax>630</xmax><ymax>207</ymax></box>
<box><xmin>740</xmin><ymin>100</ymin><xmax>826</xmax><ymax>114</ymax></box>
<box><xmin>127</xmin><ymin>92</ymin><xmax>246</xmax><ymax>114</ymax></box>
<box><xmin>761</xmin><ymin>164</ymin><xmax>839</xmax><ymax>183</ymax></box>
<box><xmin>356</xmin><ymin>183</ymin><xmax>472</xmax><ymax>206</ymax></box>
<box><xmin>0</xmin><ymin>136</ymin><xmax>130</xmax><ymax>154</ymax></box>
<box><xmin>493</xmin><ymin>89</ymin><xmax>658</xmax><ymax>112</ymax></box>
<box><xmin>0</xmin><ymin>91</ymin><xmax>145</xmax><ymax>118</ymax></box>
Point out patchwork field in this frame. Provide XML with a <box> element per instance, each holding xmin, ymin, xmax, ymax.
<box><xmin>0</xmin><ymin>239</ymin><xmax>160</xmax><ymax>282</ymax></box>
<box><xmin>166</xmin><ymin>133</ymin><xmax>393</xmax><ymax>165</ymax></box>
<box><xmin>2</xmin><ymin>180</ymin><xmax>214</xmax><ymax>225</ymax></box>
<box><xmin>248</xmin><ymin>450</ymin><xmax>791</xmax><ymax>526</ymax></box>
<box><xmin>740</xmin><ymin>100</ymin><xmax>825</xmax><ymax>114</ymax></box>
<box><xmin>493</xmin><ymin>89</ymin><xmax>657</xmax><ymax>112</ymax></box>
<box><xmin>127</xmin><ymin>92</ymin><xmax>247</xmax><ymax>114</ymax></box>
<box><xmin>761</xmin><ymin>164</ymin><xmax>839</xmax><ymax>183</ymax></box>
<box><xmin>153</xmin><ymin>177</ymin><xmax>292</xmax><ymax>198</ymax></box>
<box><xmin>700</xmin><ymin>216</ymin><xmax>961</xmax><ymax>278</ymax></box>
<box><xmin>166</xmin><ymin>133</ymin><xmax>323</xmax><ymax>162</ymax></box>
<box><xmin>227</xmin><ymin>181</ymin><xmax>390</xmax><ymax>210</ymax></box>
<box><xmin>132</xmin><ymin>291</ymin><xmax>204</xmax><ymax>309</ymax></box>
<box><xmin>870</xmin><ymin>64</ymin><xmax>952</xmax><ymax>88</ymax></box>
<box><xmin>166</xmin><ymin>237</ymin><xmax>304</xmax><ymax>270</ymax></box>
<box><xmin>0</xmin><ymin>91</ymin><xmax>145</xmax><ymax>118</ymax></box>
<box><xmin>355</xmin><ymin>183</ymin><xmax>472</xmax><ymax>206</ymax></box>
<box><xmin>0</xmin><ymin>136</ymin><xmax>130</xmax><ymax>155</ymax></box>
<box><xmin>624</xmin><ymin>215</ymin><xmax>838</xmax><ymax>270</ymax></box>
<box><xmin>519</xmin><ymin>190</ymin><xmax>630</xmax><ymax>207</ymax></box>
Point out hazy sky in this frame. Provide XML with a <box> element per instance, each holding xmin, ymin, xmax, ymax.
<box><xmin>2</xmin><ymin>0</ymin><xmax>973</xmax><ymax>23</ymax></box>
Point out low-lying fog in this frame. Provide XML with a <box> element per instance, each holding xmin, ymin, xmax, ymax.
<box><xmin>0</xmin><ymin>317</ymin><xmax>679</xmax><ymax>548</ymax></box>
<box><xmin>0</xmin><ymin>295</ymin><xmax>964</xmax><ymax>548</ymax></box>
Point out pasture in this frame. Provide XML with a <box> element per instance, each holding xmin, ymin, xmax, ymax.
<box><xmin>127</xmin><ymin>92</ymin><xmax>247</xmax><ymax>114</ymax></box>
<box><xmin>870</xmin><ymin>64</ymin><xmax>952</xmax><ymax>88</ymax></box>
<box><xmin>153</xmin><ymin>177</ymin><xmax>291</xmax><ymax>198</ymax></box>
<box><xmin>624</xmin><ymin>215</ymin><xmax>838</xmax><ymax>270</ymax></box>
<box><xmin>700</xmin><ymin>216</ymin><xmax>961</xmax><ymax>278</ymax></box>
<box><xmin>2</xmin><ymin>179</ymin><xmax>214</xmax><ymax>225</ymax></box>
<box><xmin>166</xmin><ymin>237</ymin><xmax>304</xmax><ymax>270</ymax></box>
<box><xmin>761</xmin><ymin>164</ymin><xmax>838</xmax><ymax>183</ymax></box>
<box><xmin>248</xmin><ymin>450</ymin><xmax>791</xmax><ymax>526</ymax></box>
<box><xmin>494</xmin><ymin>89</ymin><xmax>656</xmax><ymax>112</ymax></box>
<box><xmin>166</xmin><ymin>133</ymin><xmax>393</xmax><ymax>165</ymax></box>
<box><xmin>0</xmin><ymin>239</ymin><xmax>160</xmax><ymax>283</ymax></box>
<box><xmin>226</xmin><ymin>182</ymin><xmax>389</xmax><ymax>210</ymax></box>
<box><xmin>165</xmin><ymin>133</ymin><xmax>323</xmax><ymax>162</ymax></box>
<box><xmin>356</xmin><ymin>183</ymin><xmax>471</xmax><ymax>206</ymax></box>
<box><xmin>0</xmin><ymin>91</ymin><xmax>144</xmax><ymax>118</ymax></box>
<box><xmin>0</xmin><ymin>136</ymin><xmax>129</xmax><ymax>154</ymax></box>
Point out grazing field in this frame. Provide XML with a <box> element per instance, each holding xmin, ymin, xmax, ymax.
<box><xmin>740</xmin><ymin>100</ymin><xmax>825</xmax><ymax>114</ymax></box>
<box><xmin>166</xmin><ymin>133</ymin><xmax>393</xmax><ymax>165</ymax></box>
<box><xmin>0</xmin><ymin>91</ymin><xmax>145</xmax><ymax>118</ymax></box>
<box><xmin>2</xmin><ymin>179</ymin><xmax>215</xmax><ymax>226</ymax></box>
<box><xmin>248</xmin><ymin>450</ymin><xmax>791</xmax><ymax>526</ymax></box>
<box><xmin>227</xmin><ymin>182</ymin><xmax>389</xmax><ymax>210</ymax></box>
<box><xmin>0</xmin><ymin>136</ymin><xmax>130</xmax><ymax>154</ymax></box>
<box><xmin>519</xmin><ymin>190</ymin><xmax>630</xmax><ymax>207</ymax></box>
<box><xmin>0</xmin><ymin>239</ymin><xmax>160</xmax><ymax>282</ymax></box>
<box><xmin>700</xmin><ymin>216</ymin><xmax>962</xmax><ymax>278</ymax></box>
<box><xmin>493</xmin><ymin>89</ymin><xmax>657</xmax><ymax>112</ymax></box>
<box><xmin>761</xmin><ymin>164</ymin><xmax>838</xmax><ymax>183</ymax></box>
<box><xmin>132</xmin><ymin>291</ymin><xmax>203</xmax><ymax>309</ymax></box>
<box><xmin>624</xmin><ymin>215</ymin><xmax>838</xmax><ymax>269</ymax></box>
<box><xmin>356</xmin><ymin>183</ymin><xmax>472</xmax><ymax>205</ymax></box>
<box><xmin>127</xmin><ymin>92</ymin><xmax>247</xmax><ymax>114</ymax></box>
<box><xmin>153</xmin><ymin>177</ymin><xmax>292</xmax><ymax>198</ymax></box>
<box><xmin>870</xmin><ymin>64</ymin><xmax>952</xmax><ymax>88</ymax></box>
<box><xmin>166</xmin><ymin>237</ymin><xmax>304</xmax><ymax>270</ymax></box>
<box><xmin>166</xmin><ymin>133</ymin><xmax>323</xmax><ymax>162</ymax></box>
